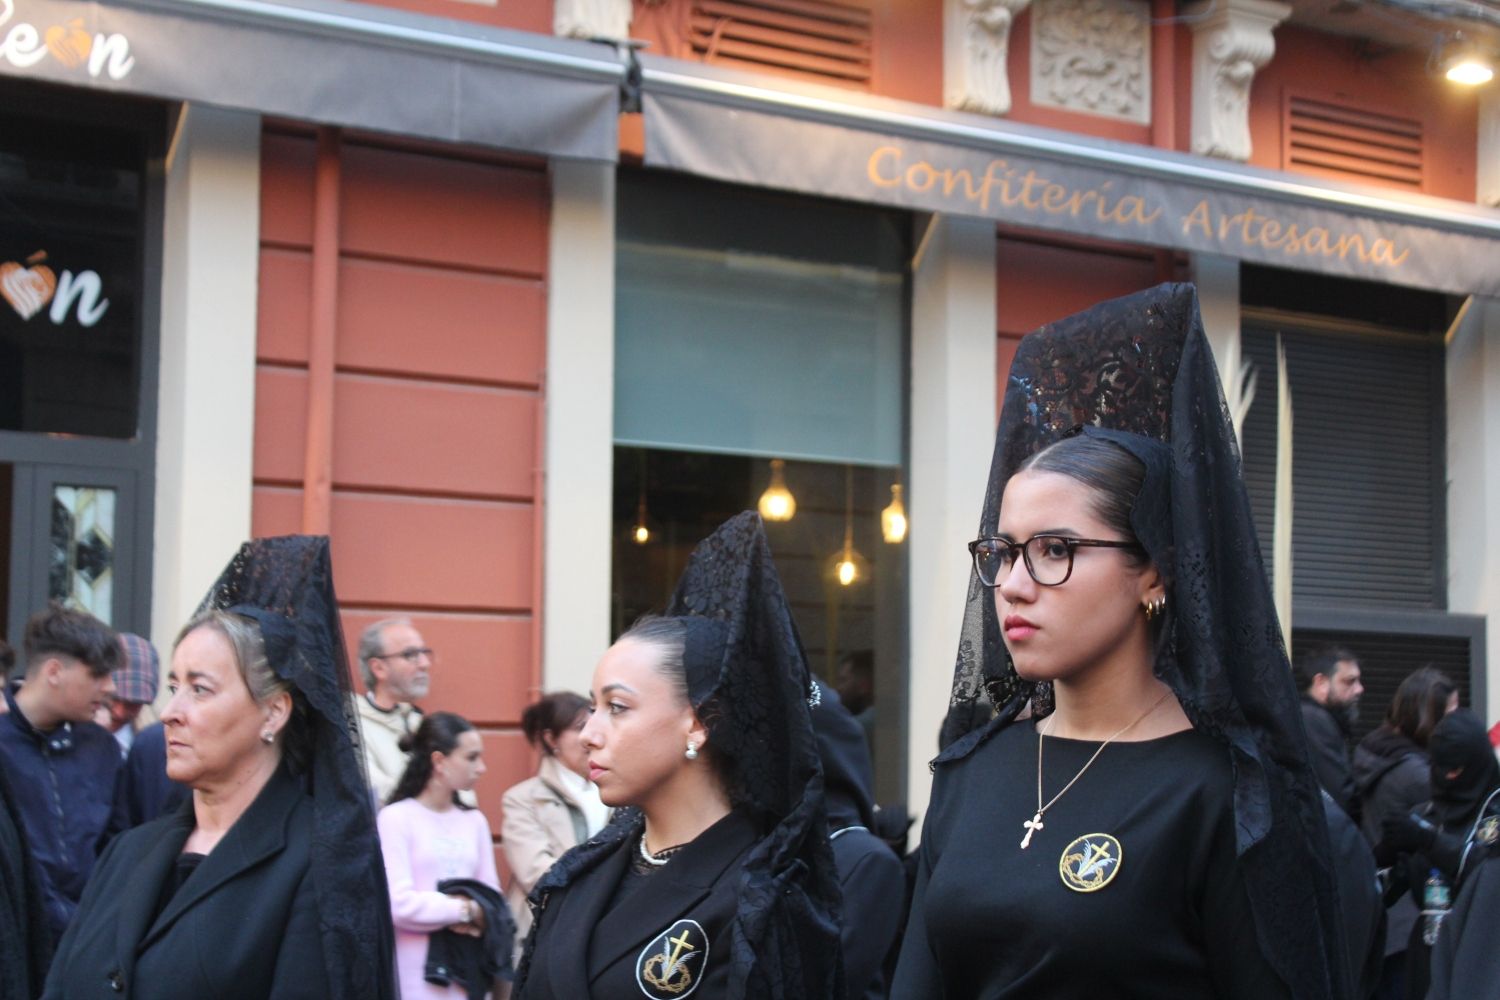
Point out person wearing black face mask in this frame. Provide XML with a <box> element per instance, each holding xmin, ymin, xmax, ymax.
<box><xmin>1377</xmin><ymin>709</ymin><xmax>1500</xmax><ymax>999</ymax></box>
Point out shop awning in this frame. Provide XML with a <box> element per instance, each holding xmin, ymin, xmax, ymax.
<box><xmin>641</xmin><ymin>57</ymin><xmax>1500</xmax><ymax>297</ymax></box>
<box><xmin>0</xmin><ymin>0</ymin><xmax>623</xmax><ymax>161</ymax></box>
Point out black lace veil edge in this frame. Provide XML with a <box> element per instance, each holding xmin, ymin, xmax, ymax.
<box><xmin>934</xmin><ymin>284</ymin><xmax>1350</xmax><ymax>1000</ymax></box>
<box><xmin>196</xmin><ymin>536</ymin><xmax>396</xmax><ymax>1000</ymax></box>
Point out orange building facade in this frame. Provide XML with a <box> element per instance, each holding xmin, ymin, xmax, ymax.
<box><xmin>3</xmin><ymin>0</ymin><xmax>1499</xmax><ymax>839</ymax></box>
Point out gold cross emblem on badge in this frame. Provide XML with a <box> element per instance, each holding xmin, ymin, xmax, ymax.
<box><xmin>1059</xmin><ymin>833</ymin><xmax>1123</xmax><ymax>892</ymax></box>
<box><xmin>643</xmin><ymin>928</ymin><xmax>699</xmax><ymax>995</ymax></box>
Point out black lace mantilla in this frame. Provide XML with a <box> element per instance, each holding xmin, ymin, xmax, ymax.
<box><xmin>517</xmin><ymin>514</ymin><xmax>843</xmax><ymax>1000</ymax></box>
<box><xmin>197</xmin><ymin>536</ymin><xmax>396</xmax><ymax>1000</ymax></box>
<box><xmin>938</xmin><ymin>284</ymin><xmax>1349</xmax><ymax>1000</ymax></box>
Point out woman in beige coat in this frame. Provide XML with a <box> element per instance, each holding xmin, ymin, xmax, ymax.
<box><xmin>501</xmin><ymin>692</ymin><xmax>609</xmax><ymax>955</ymax></box>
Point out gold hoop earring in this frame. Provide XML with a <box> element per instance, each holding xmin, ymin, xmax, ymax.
<box><xmin>1143</xmin><ymin>596</ymin><xmax>1167</xmax><ymax>622</ymax></box>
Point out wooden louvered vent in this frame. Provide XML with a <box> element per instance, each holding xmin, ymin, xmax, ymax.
<box><xmin>691</xmin><ymin>0</ymin><xmax>873</xmax><ymax>88</ymax></box>
<box><xmin>1284</xmin><ymin>95</ymin><xmax>1425</xmax><ymax>190</ymax></box>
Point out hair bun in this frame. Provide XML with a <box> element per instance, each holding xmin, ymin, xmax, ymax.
<box><xmin>397</xmin><ymin>732</ymin><xmax>415</xmax><ymax>754</ymax></box>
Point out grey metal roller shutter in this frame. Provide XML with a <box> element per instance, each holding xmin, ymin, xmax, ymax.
<box><xmin>1240</xmin><ymin>320</ymin><xmax>1445</xmax><ymax>610</ymax></box>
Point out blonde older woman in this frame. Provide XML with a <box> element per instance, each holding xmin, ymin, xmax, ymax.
<box><xmin>500</xmin><ymin>692</ymin><xmax>607</xmax><ymax>953</ymax></box>
<box><xmin>43</xmin><ymin>537</ymin><xmax>395</xmax><ymax>1000</ymax></box>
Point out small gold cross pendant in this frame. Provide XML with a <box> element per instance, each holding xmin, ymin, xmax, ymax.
<box><xmin>1021</xmin><ymin>812</ymin><xmax>1044</xmax><ymax>849</ymax></box>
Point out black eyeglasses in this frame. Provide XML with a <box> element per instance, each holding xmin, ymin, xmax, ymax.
<box><xmin>968</xmin><ymin>534</ymin><xmax>1142</xmax><ymax>588</ymax></box>
<box><xmin>373</xmin><ymin>647</ymin><xmax>434</xmax><ymax>664</ymax></box>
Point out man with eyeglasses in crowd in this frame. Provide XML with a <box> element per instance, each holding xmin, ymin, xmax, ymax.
<box><xmin>355</xmin><ymin>617</ymin><xmax>436</xmax><ymax>804</ymax></box>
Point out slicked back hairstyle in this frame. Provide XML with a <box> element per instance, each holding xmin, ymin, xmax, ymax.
<box><xmin>1018</xmin><ymin>435</ymin><xmax>1150</xmax><ymax>567</ymax></box>
<box><xmin>616</xmin><ymin>615</ymin><xmax>690</xmax><ymax>703</ymax></box>
<box><xmin>388</xmin><ymin>711</ymin><xmax>476</xmax><ymax>809</ymax></box>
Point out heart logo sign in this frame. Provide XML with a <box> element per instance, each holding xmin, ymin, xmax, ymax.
<box><xmin>43</xmin><ymin>18</ymin><xmax>93</xmax><ymax>68</ymax></box>
<box><xmin>1</xmin><ymin>253</ymin><xmax>58</xmax><ymax>320</ymax></box>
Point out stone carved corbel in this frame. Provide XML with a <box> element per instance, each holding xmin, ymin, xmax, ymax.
<box><xmin>1186</xmin><ymin>0</ymin><xmax>1290</xmax><ymax>161</ymax></box>
<box><xmin>945</xmin><ymin>0</ymin><xmax>1034</xmax><ymax>116</ymax></box>
<box><xmin>555</xmin><ymin>0</ymin><xmax>633</xmax><ymax>42</ymax></box>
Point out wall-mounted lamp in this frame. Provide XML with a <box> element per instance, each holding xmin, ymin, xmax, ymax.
<box><xmin>1446</xmin><ymin>54</ymin><xmax>1495</xmax><ymax>85</ymax></box>
<box><xmin>757</xmin><ymin>459</ymin><xmax>797</xmax><ymax>522</ymax></box>
<box><xmin>1439</xmin><ymin>33</ymin><xmax>1495</xmax><ymax>86</ymax></box>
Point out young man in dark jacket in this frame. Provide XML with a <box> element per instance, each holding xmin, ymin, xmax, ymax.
<box><xmin>0</xmin><ymin>605</ymin><xmax>122</xmax><ymax>944</ymax></box>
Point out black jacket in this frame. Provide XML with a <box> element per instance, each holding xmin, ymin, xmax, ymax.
<box><xmin>812</xmin><ymin>680</ymin><xmax>905</xmax><ymax>1000</ymax></box>
<box><xmin>1352</xmin><ymin>728</ymin><xmax>1429</xmax><ymax>849</ymax></box>
<box><xmin>520</xmin><ymin>810</ymin><xmax>759</xmax><ymax>1000</ymax></box>
<box><xmin>42</xmin><ymin>766</ymin><xmax>332</xmax><ymax>999</ymax></box>
<box><xmin>831</xmin><ymin>824</ymin><xmax>905</xmax><ymax>1000</ymax></box>
<box><xmin>1427</xmin><ymin>848</ymin><xmax>1500</xmax><ymax>1000</ymax></box>
<box><xmin>0</xmin><ymin>762</ymin><xmax>51</xmax><ymax>999</ymax></box>
<box><xmin>1352</xmin><ymin>727</ymin><xmax>1429</xmax><ymax>958</ymax></box>
<box><xmin>1320</xmin><ymin>792</ymin><xmax>1384</xmax><ymax>1000</ymax></box>
<box><xmin>1301</xmin><ymin>697</ymin><xmax>1358</xmax><ymax>821</ymax></box>
<box><xmin>0</xmin><ymin>688</ymin><xmax>123</xmax><ymax>943</ymax></box>
<box><xmin>428</xmin><ymin>878</ymin><xmax>515</xmax><ymax>1000</ymax></box>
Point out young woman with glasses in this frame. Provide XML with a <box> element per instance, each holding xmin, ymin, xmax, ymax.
<box><xmin>892</xmin><ymin>285</ymin><xmax>1349</xmax><ymax>1000</ymax></box>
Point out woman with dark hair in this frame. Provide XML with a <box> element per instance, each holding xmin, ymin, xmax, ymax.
<box><xmin>501</xmin><ymin>692</ymin><xmax>607</xmax><ymax>955</ymax></box>
<box><xmin>1353</xmin><ymin>666</ymin><xmax>1458</xmax><ymax>998</ymax></box>
<box><xmin>892</xmin><ymin>285</ymin><xmax>1348</xmax><ymax>1000</ymax></box>
<box><xmin>515</xmin><ymin>512</ymin><xmax>843</xmax><ymax>1000</ymax></box>
<box><xmin>43</xmin><ymin>537</ymin><xmax>396</xmax><ymax>1000</ymax></box>
<box><xmin>379</xmin><ymin>711</ymin><xmax>509</xmax><ymax>999</ymax></box>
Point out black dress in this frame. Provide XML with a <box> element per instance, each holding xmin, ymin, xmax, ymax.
<box><xmin>893</xmin><ymin>721</ymin><xmax>1292</xmax><ymax>1000</ymax></box>
<box><xmin>519</xmin><ymin>810</ymin><xmax>759</xmax><ymax>1000</ymax></box>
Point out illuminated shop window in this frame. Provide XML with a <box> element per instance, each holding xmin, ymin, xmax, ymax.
<box><xmin>0</xmin><ymin>107</ymin><xmax>145</xmax><ymax>439</ymax></box>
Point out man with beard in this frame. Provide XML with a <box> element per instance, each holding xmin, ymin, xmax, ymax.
<box><xmin>356</xmin><ymin>617</ymin><xmax>435</xmax><ymax>804</ymax></box>
<box><xmin>1298</xmin><ymin>645</ymin><xmax>1364</xmax><ymax>821</ymax></box>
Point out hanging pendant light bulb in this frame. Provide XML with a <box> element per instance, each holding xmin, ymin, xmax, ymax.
<box><xmin>757</xmin><ymin>459</ymin><xmax>797</xmax><ymax>522</ymax></box>
<box><xmin>631</xmin><ymin>498</ymin><xmax>651</xmax><ymax>545</ymax></box>
<box><xmin>829</xmin><ymin>466</ymin><xmax>867</xmax><ymax>587</ymax></box>
<box><xmin>835</xmin><ymin>542</ymin><xmax>860</xmax><ymax>586</ymax></box>
<box><xmin>631</xmin><ymin>454</ymin><xmax>652</xmax><ymax>545</ymax></box>
<box><xmin>881</xmin><ymin>481</ymin><xmax>907</xmax><ymax>544</ymax></box>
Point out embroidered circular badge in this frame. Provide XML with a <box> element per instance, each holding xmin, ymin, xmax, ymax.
<box><xmin>1059</xmin><ymin>833</ymin><xmax>1123</xmax><ymax>893</ymax></box>
<box><xmin>1478</xmin><ymin>815</ymin><xmax>1499</xmax><ymax>847</ymax></box>
<box><xmin>636</xmin><ymin>918</ymin><xmax>709</xmax><ymax>998</ymax></box>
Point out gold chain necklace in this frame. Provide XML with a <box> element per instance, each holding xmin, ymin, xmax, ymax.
<box><xmin>1020</xmin><ymin>690</ymin><xmax>1172</xmax><ymax>850</ymax></box>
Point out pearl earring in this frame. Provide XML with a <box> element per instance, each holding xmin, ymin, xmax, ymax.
<box><xmin>261</xmin><ymin>730</ymin><xmax>275</xmax><ymax>744</ymax></box>
<box><xmin>685</xmin><ymin>741</ymin><xmax>699</xmax><ymax>761</ymax></box>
